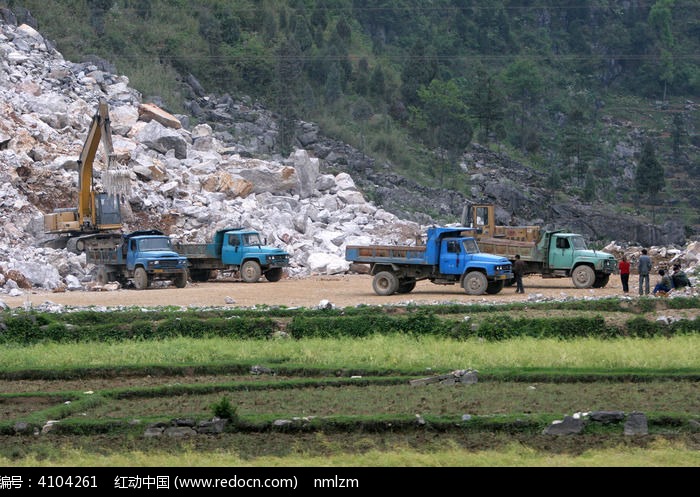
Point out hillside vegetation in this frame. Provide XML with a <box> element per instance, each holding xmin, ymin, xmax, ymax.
<box><xmin>3</xmin><ymin>0</ymin><xmax>700</xmax><ymax>233</ymax></box>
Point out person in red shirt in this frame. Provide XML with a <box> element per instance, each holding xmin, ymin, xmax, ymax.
<box><xmin>618</xmin><ymin>255</ymin><xmax>631</xmax><ymax>293</ymax></box>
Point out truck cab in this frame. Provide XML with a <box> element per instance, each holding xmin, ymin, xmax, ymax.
<box><xmin>430</xmin><ymin>229</ymin><xmax>513</xmax><ymax>293</ymax></box>
<box><xmin>219</xmin><ymin>229</ymin><xmax>290</xmax><ymax>282</ymax></box>
<box><xmin>542</xmin><ymin>232</ymin><xmax>617</xmax><ymax>288</ymax></box>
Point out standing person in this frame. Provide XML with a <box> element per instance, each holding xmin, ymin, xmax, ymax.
<box><xmin>618</xmin><ymin>255</ymin><xmax>631</xmax><ymax>293</ymax></box>
<box><xmin>513</xmin><ymin>254</ymin><xmax>525</xmax><ymax>294</ymax></box>
<box><xmin>638</xmin><ymin>248</ymin><xmax>652</xmax><ymax>295</ymax></box>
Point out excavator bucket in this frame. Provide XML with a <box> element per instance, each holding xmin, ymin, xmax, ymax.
<box><xmin>102</xmin><ymin>156</ymin><xmax>131</xmax><ymax>196</ymax></box>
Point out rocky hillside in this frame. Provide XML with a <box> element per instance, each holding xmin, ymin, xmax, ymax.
<box><xmin>175</xmin><ymin>57</ymin><xmax>694</xmax><ymax>250</ymax></box>
<box><xmin>0</xmin><ymin>21</ymin><xmax>422</xmax><ymax>292</ymax></box>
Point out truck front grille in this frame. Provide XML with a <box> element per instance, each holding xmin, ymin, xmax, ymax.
<box><xmin>151</xmin><ymin>259</ymin><xmax>183</xmax><ymax>269</ymax></box>
<box><xmin>268</xmin><ymin>255</ymin><xmax>289</xmax><ymax>265</ymax></box>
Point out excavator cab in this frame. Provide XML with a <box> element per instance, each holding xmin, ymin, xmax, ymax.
<box><xmin>94</xmin><ymin>192</ymin><xmax>121</xmax><ymax>228</ymax></box>
<box><xmin>472</xmin><ymin>204</ymin><xmax>493</xmax><ymax>236</ymax></box>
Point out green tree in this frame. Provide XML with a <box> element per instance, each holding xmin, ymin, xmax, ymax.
<box><xmin>546</xmin><ymin>165</ymin><xmax>562</xmax><ymax>191</ymax></box>
<box><xmin>275</xmin><ymin>36</ymin><xmax>303</xmax><ymax>156</ymax></box>
<box><xmin>410</xmin><ymin>79</ymin><xmax>472</xmax><ymax>186</ymax></box>
<box><xmin>671</xmin><ymin>113</ymin><xmax>686</xmax><ymax>163</ymax></box>
<box><xmin>634</xmin><ymin>139</ymin><xmax>666</xmax><ymax>213</ymax></box>
<box><xmin>500</xmin><ymin>59</ymin><xmax>544</xmax><ymax>151</ymax></box>
<box><xmin>335</xmin><ymin>17</ymin><xmax>351</xmax><ymax>44</ymax></box>
<box><xmin>261</xmin><ymin>9</ymin><xmax>277</xmax><ymax>42</ymax></box>
<box><xmin>400</xmin><ymin>40</ymin><xmax>437</xmax><ymax>109</ymax></box>
<box><xmin>325</xmin><ymin>63</ymin><xmax>343</xmax><ymax>104</ymax></box>
<box><xmin>352</xmin><ymin>97</ymin><xmax>374</xmax><ymax>157</ymax></box>
<box><xmin>354</xmin><ymin>58</ymin><xmax>369</xmax><ymax>96</ymax></box>
<box><xmin>293</xmin><ymin>14</ymin><xmax>313</xmax><ymax>52</ymax></box>
<box><xmin>369</xmin><ymin>64</ymin><xmax>386</xmax><ymax>101</ymax></box>
<box><xmin>648</xmin><ymin>0</ymin><xmax>676</xmax><ymax>99</ymax></box>
<box><xmin>134</xmin><ymin>0</ymin><xmax>151</xmax><ymax>20</ymax></box>
<box><xmin>560</xmin><ymin>108</ymin><xmax>596</xmax><ymax>185</ymax></box>
<box><xmin>310</xmin><ymin>2</ymin><xmax>328</xmax><ymax>31</ymax></box>
<box><xmin>468</xmin><ymin>69</ymin><xmax>505</xmax><ymax>144</ymax></box>
<box><xmin>583</xmin><ymin>168</ymin><xmax>596</xmax><ymax>201</ymax></box>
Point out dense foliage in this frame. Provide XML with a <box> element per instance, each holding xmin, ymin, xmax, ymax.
<box><xmin>3</xmin><ymin>0</ymin><xmax>700</xmax><ymax>221</ymax></box>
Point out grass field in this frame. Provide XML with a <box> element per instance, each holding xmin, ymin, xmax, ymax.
<box><xmin>1</xmin><ymin>299</ymin><xmax>699</xmax><ymax>468</ymax></box>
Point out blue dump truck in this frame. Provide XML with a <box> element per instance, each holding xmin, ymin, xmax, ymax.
<box><xmin>85</xmin><ymin>230</ymin><xmax>189</xmax><ymax>290</ymax></box>
<box><xmin>345</xmin><ymin>227</ymin><xmax>513</xmax><ymax>296</ymax></box>
<box><xmin>174</xmin><ymin>227</ymin><xmax>291</xmax><ymax>283</ymax></box>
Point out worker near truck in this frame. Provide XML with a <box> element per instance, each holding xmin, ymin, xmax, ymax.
<box><xmin>513</xmin><ymin>254</ymin><xmax>525</xmax><ymax>294</ymax></box>
<box><xmin>618</xmin><ymin>255</ymin><xmax>630</xmax><ymax>293</ymax></box>
<box><xmin>638</xmin><ymin>249</ymin><xmax>652</xmax><ymax>296</ymax></box>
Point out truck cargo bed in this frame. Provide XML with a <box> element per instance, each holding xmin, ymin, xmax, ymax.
<box><xmin>173</xmin><ymin>242</ymin><xmax>220</xmax><ymax>259</ymax></box>
<box><xmin>345</xmin><ymin>245</ymin><xmax>428</xmax><ymax>265</ymax></box>
<box><xmin>475</xmin><ymin>237</ymin><xmax>538</xmax><ymax>261</ymax></box>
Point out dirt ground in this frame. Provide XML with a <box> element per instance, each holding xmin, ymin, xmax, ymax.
<box><xmin>4</xmin><ymin>272</ymin><xmax>652</xmax><ymax>309</ymax></box>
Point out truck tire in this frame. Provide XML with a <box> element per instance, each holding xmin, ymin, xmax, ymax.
<box><xmin>241</xmin><ymin>260</ymin><xmax>262</xmax><ymax>283</ymax></box>
<box><xmin>133</xmin><ymin>267</ymin><xmax>150</xmax><ymax>290</ymax></box>
<box><xmin>372</xmin><ymin>271</ymin><xmax>399</xmax><ymax>296</ymax></box>
<box><xmin>174</xmin><ymin>271</ymin><xmax>188</xmax><ymax>288</ymax></box>
<box><xmin>397</xmin><ymin>278</ymin><xmax>416</xmax><ymax>294</ymax></box>
<box><xmin>463</xmin><ymin>271</ymin><xmax>488</xmax><ymax>295</ymax></box>
<box><xmin>572</xmin><ymin>265</ymin><xmax>595</xmax><ymax>288</ymax></box>
<box><xmin>190</xmin><ymin>269</ymin><xmax>210</xmax><ymax>282</ymax></box>
<box><xmin>486</xmin><ymin>280</ymin><xmax>504</xmax><ymax>294</ymax></box>
<box><xmin>95</xmin><ymin>267</ymin><xmax>110</xmax><ymax>285</ymax></box>
<box><xmin>265</xmin><ymin>267</ymin><xmax>283</xmax><ymax>282</ymax></box>
<box><xmin>592</xmin><ymin>274</ymin><xmax>610</xmax><ymax>288</ymax></box>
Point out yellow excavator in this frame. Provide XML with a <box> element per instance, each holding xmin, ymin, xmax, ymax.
<box><xmin>43</xmin><ymin>98</ymin><xmax>131</xmax><ymax>253</ymax></box>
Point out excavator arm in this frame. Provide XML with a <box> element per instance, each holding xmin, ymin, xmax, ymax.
<box><xmin>76</xmin><ymin>98</ymin><xmax>117</xmax><ymax>230</ymax></box>
<box><xmin>44</xmin><ymin>99</ymin><xmax>124</xmax><ymax>250</ymax></box>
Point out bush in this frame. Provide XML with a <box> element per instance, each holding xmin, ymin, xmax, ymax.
<box><xmin>211</xmin><ymin>396</ymin><xmax>238</xmax><ymax>421</ymax></box>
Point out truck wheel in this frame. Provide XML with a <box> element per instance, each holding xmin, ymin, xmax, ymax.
<box><xmin>486</xmin><ymin>280</ymin><xmax>504</xmax><ymax>294</ymax></box>
<box><xmin>190</xmin><ymin>269</ymin><xmax>210</xmax><ymax>282</ymax></box>
<box><xmin>396</xmin><ymin>279</ymin><xmax>416</xmax><ymax>294</ymax></box>
<box><xmin>572</xmin><ymin>265</ymin><xmax>595</xmax><ymax>288</ymax></box>
<box><xmin>95</xmin><ymin>267</ymin><xmax>110</xmax><ymax>285</ymax></box>
<box><xmin>463</xmin><ymin>271</ymin><xmax>488</xmax><ymax>295</ymax></box>
<box><xmin>174</xmin><ymin>271</ymin><xmax>188</xmax><ymax>288</ymax></box>
<box><xmin>592</xmin><ymin>274</ymin><xmax>610</xmax><ymax>288</ymax></box>
<box><xmin>265</xmin><ymin>268</ymin><xmax>283</xmax><ymax>282</ymax></box>
<box><xmin>133</xmin><ymin>267</ymin><xmax>150</xmax><ymax>290</ymax></box>
<box><xmin>372</xmin><ymin>271</ymin><xmax>399</xmax><ymax>296</ymax></box>
<box><xmin>241</xmin><ymin>260</ymin><xmax>262</xmax><ymax>283</ymax></box>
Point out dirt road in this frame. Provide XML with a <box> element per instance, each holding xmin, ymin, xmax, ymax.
<box><xmin>4</xmin><ymin>273</ymin><xmax>642</xmax><ymax>309</ymax></box>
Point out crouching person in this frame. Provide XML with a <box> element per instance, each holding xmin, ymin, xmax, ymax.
<box><xmin>671</xmin><ymin>264</ymin><xmax>692</xmax><ymax>289</ymax></box>
<box><xmin>652</xmin><ymin>269</ymin><xmax>673</xmax><ymax>297</ymax></box>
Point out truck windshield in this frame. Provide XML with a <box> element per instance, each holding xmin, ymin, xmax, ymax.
<box><xmin>139</xmin><ymin>238</ymin><xmax>172</xmax><ymax>251</ymax></box>
<box><xmin>462</xmin><ymin>239</ymin><xmax>479</xmax><ymax>254</ymax></box>
<box><xmin>243</xmin><ymin>233</ymin><xmax>262</xmax><ymax>246</ymax></box>
<box><xmin>571</xmin><ymin>237</ymin><xmax>587</xmax><ymax>250</ymax></box>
